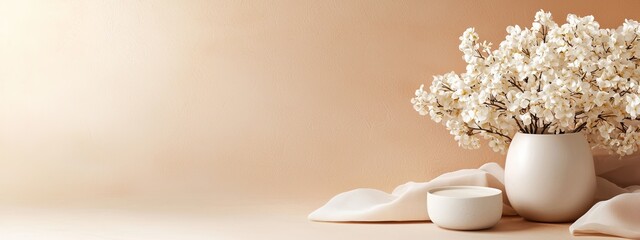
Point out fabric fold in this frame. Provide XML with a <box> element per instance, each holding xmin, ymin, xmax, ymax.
<box><xmin>570</xmin><ymin>192</ymin><xmax>640</xmax><ymax>239</ymax></box>
<box><xmin>309</xmin><ymin>163</ymin><xmax>516</xmax><ymax>222</ymax></box>
<box><xmin>310</xmin><ymin>160</ymin><xmax>640</xmax><ymax>239</ymax></box>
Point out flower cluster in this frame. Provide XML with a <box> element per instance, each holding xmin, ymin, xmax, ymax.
<box><xmin>411</xmin><ymin>10</ymin><xmax>640</xmax><ymax>156</ymax></box>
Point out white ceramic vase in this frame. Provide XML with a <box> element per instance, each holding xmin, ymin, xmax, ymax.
<box><xmin>505</xmin><ymin>132</ymin><xmax>596</xmax><ymax>222</ymax></box>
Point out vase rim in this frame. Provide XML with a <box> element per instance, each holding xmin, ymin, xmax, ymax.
<box><xmin>515</xmin><ymin>132</ymin><xmax>584</xmax><ymax>136</ymax></box>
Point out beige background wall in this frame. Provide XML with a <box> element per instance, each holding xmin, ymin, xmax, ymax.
<box><xmin>1</xmin><ymin>0</ymin><xmax>640</xmax><ymax>205</ymax></box>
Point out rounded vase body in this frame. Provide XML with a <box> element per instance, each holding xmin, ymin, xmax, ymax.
<box><xmin>505</xmin><ymin>132</ymin><xmax>596</xmax><ymax>222</ymax></box>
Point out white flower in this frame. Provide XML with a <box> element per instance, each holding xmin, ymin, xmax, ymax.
<box><xmin>412</xmin><ymin>10</ymin><xmax>640</xmax><ymax>156</ymax></box>
<box><xmin>520</xmin><ymin>113</ymin><xmax>532</xmax><ymax>125</ymax></box>
<box><xmin>625</xmin><ymin>94</ymin><xmax>640</xmax><ymax>118</ymax></box>
<box><xmin>411</xmin><ymin>84</ymin><xmax>429</xmax><ymax>116</ymax></box>
<box><xmin>597</xmin><ymin>122</ymin><xmax>614</xmax><ymax>139</ymax></box>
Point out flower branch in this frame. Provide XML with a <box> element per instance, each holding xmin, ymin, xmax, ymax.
<box><xmin>411</xmin><ymin>10</ymin><xmax>640</xmax><ymax>155</ymax></box>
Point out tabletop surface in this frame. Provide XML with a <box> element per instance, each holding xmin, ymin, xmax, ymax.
<box><xmin>0</xmin><ymin>200</ymin><xmax>620</xmax><ymax>240</ymax></box>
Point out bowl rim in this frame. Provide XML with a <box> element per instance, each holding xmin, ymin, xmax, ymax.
<box><xmin>427</xmin><ymin>186</ymin><xmax>502</xmax><ymax>199</ymax></box>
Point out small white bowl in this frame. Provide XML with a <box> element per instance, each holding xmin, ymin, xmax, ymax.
<box><xmin>427</xmin><ymin>186</ymin><xmax>502</xmax><ymax>230</ymax></box>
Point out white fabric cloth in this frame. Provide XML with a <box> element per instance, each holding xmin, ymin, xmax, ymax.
<box><xmin>570</xmin><ymin>192</ymin><xmax>640</xmax><ymax>238</ymax></box>
<box><xmin>309</xmin><ymin>154</ymin><xmax>640</xmax><ymax>239</ymax></box>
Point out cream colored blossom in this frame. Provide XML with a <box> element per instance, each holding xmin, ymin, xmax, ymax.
<box><xmin>411</xmin><ymin>10</ymin><xmax>640</xmax><ymax>156</ymax></box>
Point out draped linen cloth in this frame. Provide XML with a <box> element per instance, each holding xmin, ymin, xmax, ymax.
<box><xmin>309</xmin><ymin>153</ymin><xmax>640</xmax><ymax>239</ymax></box>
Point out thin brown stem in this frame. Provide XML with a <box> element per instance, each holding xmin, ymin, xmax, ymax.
<box><xmin>513</xmin><ymin>116</ymin><xmax>527</xmax><ymax>133</ymax></box>
<box><xmin>468</xmin><ymin>127</ymin><xmax>513</xmax><ymax>141</ymax></box>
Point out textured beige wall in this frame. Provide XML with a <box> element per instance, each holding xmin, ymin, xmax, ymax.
<box><xmin>1</xmin><ymin>0</ymin><xmax>640</xmax><ymax>205</ymax></box>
